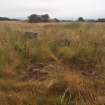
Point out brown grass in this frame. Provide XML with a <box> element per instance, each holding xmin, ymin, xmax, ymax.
<box><xmin>0</xmin><ymin>21</ymin><xmax>104</xmax><ymax>105</ymax></box>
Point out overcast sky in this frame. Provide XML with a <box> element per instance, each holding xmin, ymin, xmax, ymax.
<box><xmin>0</xmin><ymin>0</ymin><xmax>105</xmax><ymax>19</ymax></box>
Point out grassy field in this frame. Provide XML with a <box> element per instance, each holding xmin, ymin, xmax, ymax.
<box><xmin>0</xmin><ymin>21</ymin><xmax>105</xmax><ymax>105</ymax></box>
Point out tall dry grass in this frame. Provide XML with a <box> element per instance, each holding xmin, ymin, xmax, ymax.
<box><xmin>0</xmin><ymin>21</ymin><xmax>105</xmax><ymax>105</ymax></box>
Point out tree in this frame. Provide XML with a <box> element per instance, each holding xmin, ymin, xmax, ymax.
<box><xmin>0</xmin><ymin>17</ymin><xmax>10</xmax><ymax>21</ymax></box>
<box><xmin>28</xmin><ymin>14</ymin><xmax>50</xmax><ymax>23</ymax></box>
<box><xmin>54</xmin><ymin>18</ymin><xmax>60</xmax><ymax>22</ymax></box>
<box><xmin>41</xmin><ymin>14</ymin><xmax>50</xmax><ymax>22</ymax></box>
<box><xmin>28</xmin><ymin>14</ymin><xmax>40</xmax><ymax>23</ymax></box>
<box><xmin>78</xmin><ymin>17</ymin><xmax>85</xmax><ymax>22</ymax></box>
<box><xmin>97</xmin><ymin>18</ymin><xmax>105</xmax><ymax>22</ymax></box>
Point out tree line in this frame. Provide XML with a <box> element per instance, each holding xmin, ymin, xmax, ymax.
<box><xmin>0</xmin><ymin>17</ymin><xmax>20</xmax><ymax>21</ymax></box>
<box><xmin>0</xmin><ymin>14</ymin><xmax>105</xmax><ymax>22</ymax></box>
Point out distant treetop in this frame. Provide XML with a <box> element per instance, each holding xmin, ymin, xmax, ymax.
<box><xmin>78</xmin><ymin>17</ymin><xmax>85</xmax><ymax>22</ymax></box>
<box><xmin>28</xmin><ymin>14</ymin><xmax>50</xmax><ymax>23</ymax></box>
